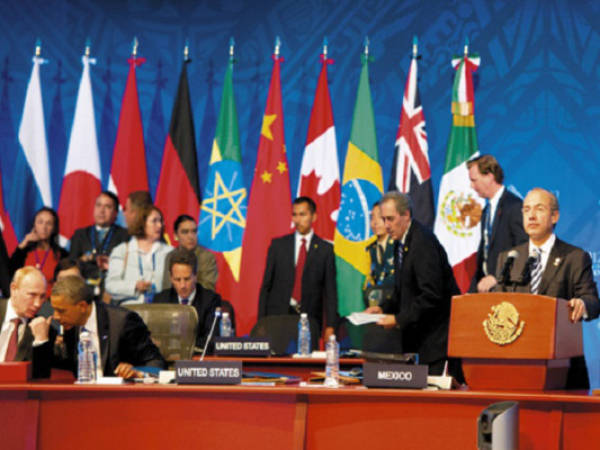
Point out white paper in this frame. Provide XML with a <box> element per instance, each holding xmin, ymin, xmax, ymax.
<box><xmin>347</xmin><ymin>312</ymin><xmax>386</xmax><ymax>326</ymax></box>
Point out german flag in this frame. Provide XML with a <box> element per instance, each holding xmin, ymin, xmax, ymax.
<box><xmin>155</xmin><ymin>59</ymin><xmax>201</xmax><ymax>243</ymax></box>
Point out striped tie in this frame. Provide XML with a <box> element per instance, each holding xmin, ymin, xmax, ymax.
<box><xmin>530</xmin><ymin>247</ymin><xmax>542</xmax><ymax>294</ymax></box>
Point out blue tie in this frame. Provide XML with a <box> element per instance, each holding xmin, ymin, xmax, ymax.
<box><xmin>396</xmin><ymin>244</ymin><xmax>404</xmax><ymax>269</ymax></box>
<box><xmin>181</xmin><ymin>298</ymin><xmax>189</xmax><ymax>305</ymax></box>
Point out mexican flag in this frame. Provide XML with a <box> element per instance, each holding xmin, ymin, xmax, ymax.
<box><xmin>334</xmin><ymin>49</ymin><xmax>383</xmax><ymax>317</ymax></box>
<box><xmin>434</xmin><ymin>45</ymin><xmax>483</xmax><ymax>293</ymax></box>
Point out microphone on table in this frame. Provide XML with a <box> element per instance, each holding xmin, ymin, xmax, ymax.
<box><xmin>498</xmin><ymin>249</ymin><xmax>519</xmax><ymax>291</ymax></box>
<box><xmin>200</xmin><ymin>307</ymin><xmax>222</xmax><ymax>361</ymax></box>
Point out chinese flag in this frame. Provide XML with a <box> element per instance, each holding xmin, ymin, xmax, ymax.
<box><xmin>236</xmin><ymin>53</ymin><xmax>291</xmax><ymax>335</ymax></box>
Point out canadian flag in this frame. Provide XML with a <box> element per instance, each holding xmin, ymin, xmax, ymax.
<box><xmin>297</xmin><ymin>54</ymin><xmax>340</xmax><ymax>241</ymax></box>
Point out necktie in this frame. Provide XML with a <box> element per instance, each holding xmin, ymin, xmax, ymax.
<box><xmin>5</xmin><ymin>318</ymin><xmax>21</xmax><ymax>361</ymax></box>
<box><xmin>97</xmin><ymin>228</ymin><xmax>108</xmax><ymax>244</ymax></box>
<box><xmin>530</xmin><ymin>248</ymin><xmax>542</xmax><ymax>294</ymax></box>
<box><xmin>396</xmin><ymin>243</ymin><xmax>404</xmax><ymax>270</ymax></box>
<box><xmin>292</xmin><ymin>238</ymin><xmax>307</xmax><ymax>302</ymax></box>
<box><xmin>181</xmin><ymin>298</ymin><xmax>189</xmax><ymax>305</ymax></box>
<box><xmin>483</xmin><ymin>199</ymin><xmax>491</xmax><ymax>275</ymax></box>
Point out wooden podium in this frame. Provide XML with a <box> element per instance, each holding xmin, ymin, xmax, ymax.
<box><xmin>448</xmin><ymin>292</ymin><xmax>582</xmax><ymax>390</ymax></box>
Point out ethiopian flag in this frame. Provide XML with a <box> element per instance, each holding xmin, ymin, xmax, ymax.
<box><xmin>433</xmin><ymin>45</ymin><xmax>483</xmax><ymax>293</ymax></box>
<box><xmin>199</xmin><ymin>47</ymin><xmax>247</xmax><ymax>305</ymax></box>
<box><xmin>335</xmin><ymin>51</ymin><xmax>383</xmax><ymax>317</ymax></box>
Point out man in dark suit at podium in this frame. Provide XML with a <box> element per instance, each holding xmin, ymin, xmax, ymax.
<box><xmin>258</xmin><ymin>197</ymin><xmax>338</xmax><ymax>342</ymax></box>
<box><xmin>366</xmin><ymin>191</ymin><xmax>459</xmax><ymax>375</ymax></box>
<box><xmin>495</xmin><ymin>188</ymin><xmax>600</xmax><ymax>388</ymax></box>
<box><xmin>467</xmin><ymin>155</ymin><xmax>528</xmax><ymax>293</ymax></box>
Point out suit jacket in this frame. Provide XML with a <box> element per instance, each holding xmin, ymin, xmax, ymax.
<box><xmin>0</xmin><ymin>232</ymin><xmax>11</xmax><ymax>297</ymax></box>
<box><xmin>495</xmin><ymin>239</ymin><xmax>600</xmax><ymax>319</ymax></box>
<box><xmin>154</xmin><ymin>283</ymin><xmax>222</xmax><ymax>349</ymax></box>
<box><xmin>69</xmin><ymin>224</ymin><xmax>129</xmax><ymax>279</ymax></box>
<box><xmin>495</xmin><ymin>239</ymin><xmax>600</xmax><ymax>389</ymax></box>
<box><xmin>33</xmin><ymin>302</ymin><xmax>166</xmax><ymax>378</ymax></box>
<box><xmin>162</xmin><ymin>245</ymin><xmax>218</xmax><ymax>291</ymax></box>
<box><xmin>470</xmin><ymin>189</ymin><xmax>528</xmax><ymax>291</ymax></box>
<box><xmin>258</xmin><ymin>233</ymin><xmax>338</xmax><ymax>329</ymax></box>
<box><xmin>380</xmin><ymin>220</ymin><xmax>459</xmax><ymax>365</ymax></box>
<box><xmin>0</xmin><ymin>299</ymin><xmax>35</xmax><ymax>363</ymax></box>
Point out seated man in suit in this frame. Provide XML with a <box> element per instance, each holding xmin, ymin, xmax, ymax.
<box><xmin>0</xmin><ymin>267</ymin><xmax>46</xmax><ymax>365</ymax></box>
<box><xmin>0</xmin><ymin>230</ymin><xmax>11</xmax><ymax>298</ymax></box>
<box><xmin>467</xmin><ymin>155</ymin><xmax>528</xmax><ymax>293</ymax></box>
<box><xmin>258</xmin><ymin>196</ymin><xmax>338</xmax><ymax>342</ymax></box>
<box><xmin>29</xmin><ymin>275</ymin><xmax>166</xmax><ymax>379</ymax></box>
<box><xmin>365</xmin><ymin>191</ymin><xmax>459</xmax><ymax>375</ymax></box>
<box><xmin>69</xmin><ymin>191</ymin><xmax>129</xmax><ymax>295</ymax></box>
<box><xmin>154</xmin><ymin>248</ymin><xmax>222</xmax><ymax>349</ymax></box>
<box><xmin>495</xmin><ymin>187</ymin><xmax>600</xmax><ymax>388</ymax></box>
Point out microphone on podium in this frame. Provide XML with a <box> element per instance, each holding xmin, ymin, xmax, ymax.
<box><xmin>498</xmin><ymin>249</ymin><xmax>519</xmax><ymax>290</ymax></box>
<box><xmin>200</xmin><ymin>307</ymin><xmax>222</xmax><ymax>361</ymax></box>
<box><xmin>515</xmin><ymin>249</ymin><xmax>537</xmax><ymax>291</ymax></box>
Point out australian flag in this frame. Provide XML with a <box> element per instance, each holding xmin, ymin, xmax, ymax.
<box><xmin>389</xmin><ymin>46</ymin><xmax>434</xmax><ymax>228</ymax></box>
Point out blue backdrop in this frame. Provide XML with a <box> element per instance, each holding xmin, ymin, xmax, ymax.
<box><xmin>1</xmin><ymin>0</ymin><xmax>600</xmax><ymax>386</ymax></box>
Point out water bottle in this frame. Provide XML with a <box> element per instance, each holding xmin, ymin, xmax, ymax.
<box><xmin>144</xmin><ymin>283</ymin><xmax>156</xmax><ymax>304</ymax></box>
<box><xmin>77</xmin><ymin>330</ymin><xmax>97</xmax><ymax>384</ymax></box>
<box><xmin>220</xmin><ymin>312</ymin><xmax>232</xmax><ymax>337</ymax></box>
<box><xmin>297</xmin><ymin>313</ymin><xmax>311</xmax><ymax>356</ymax></box>
<box><xmin>324</xmin><ymin>334</ymin><xmax>340</xmax><ymax>387</ymax></box>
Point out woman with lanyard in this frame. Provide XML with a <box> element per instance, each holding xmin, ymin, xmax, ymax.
<box><xmin>105</xmin><ymin>205</ymin><xmax>172</xmax><ymax>305</ymax></box>
<box><xmin>363</xmin><ymin>201</ymin><xmax>395</xmax><ymax>307</ymax></box>
<box><xmin>9</xmin><ymin>207</ymin><xmax>67</xmax><ymax>296</ymax></box>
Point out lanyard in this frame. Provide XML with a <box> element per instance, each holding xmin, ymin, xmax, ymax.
<box><xmin>90</xmin><ymin>226</ymin><xmax>114</xmax><ymax>255</ymax></box>
<box><xmin>137</xmin><ymin>252</ymin><xmax>156</xmax><ymax>278</ymax></box>
<box><xmin>34</xmin><ymin>248</ymin><xmax>51</xmax><ymax>270</ymax></box>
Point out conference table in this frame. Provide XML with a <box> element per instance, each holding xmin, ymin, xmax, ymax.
<box><xmin>1</xmin><ymin>360</ymin><xmax>599</xmax><ymax>450</ymax></box>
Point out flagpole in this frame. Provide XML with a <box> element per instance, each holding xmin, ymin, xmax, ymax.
<box><xmin>322</xmin><ymin>36</ymin><xmax>328</xmax><ymax>58</ymax></box>
<box><xmin>183</xmin><ymin>40</ymin><xmax>190</xmax><ymax>62</ymax></box>
<box><xmin>35</xmin><ymin>38</ymin><xmax>42</xmax><ymax>57</ymax></box>
<box><xmin>364</xmin><ymin>36</ymin><xmax>369</xmax><ymax>57</ymax></box>
<box><xmin>412</xmin><ymin>35</ymin><xmax>418</xmax><ymax>58</ymax></box>
<box><xmin>84</xmin><ymin>38</ymin><xmax>91</xmax><ymax>57</ymax></box>
<box><xmin>131</xmin><ymin>36</ymin><xmax>139</xmax><ymax>60</ymax></box>
<box><xmin>229</xmin><ymin>37</ymin><xmax>235</xmax><ymax>61</ymax></box>
<box><xmin>273</xmin><ymin>36</ymin><xmax>281</xmax><ymax>60</ymax></box>
<box><xmin>464</xmin><ymin>36</ymin><xmax>469</xmax><ymax>57</ymax></box>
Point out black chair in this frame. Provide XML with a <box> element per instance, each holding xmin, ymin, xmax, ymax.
<box><xmin>250</xmin><ymin>315</ymin><xmax>319</xmax><ymax>355</ymax></box>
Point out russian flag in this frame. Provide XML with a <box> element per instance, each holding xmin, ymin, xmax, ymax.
<box><xmin>57</xmin><ymin>49</ymin><xmax>102</xmax><ymax>243</ymax></box>
<box><xmin>11</xmin><ymin>45</ymin><xmax>52</xmax><ymax>241</ymax></box>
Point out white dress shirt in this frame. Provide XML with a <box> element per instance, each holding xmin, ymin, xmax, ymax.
<box><xmin>0</xmin><ymin>301</ymin><xmax>26</xmax><ymax>362</ymax></box>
